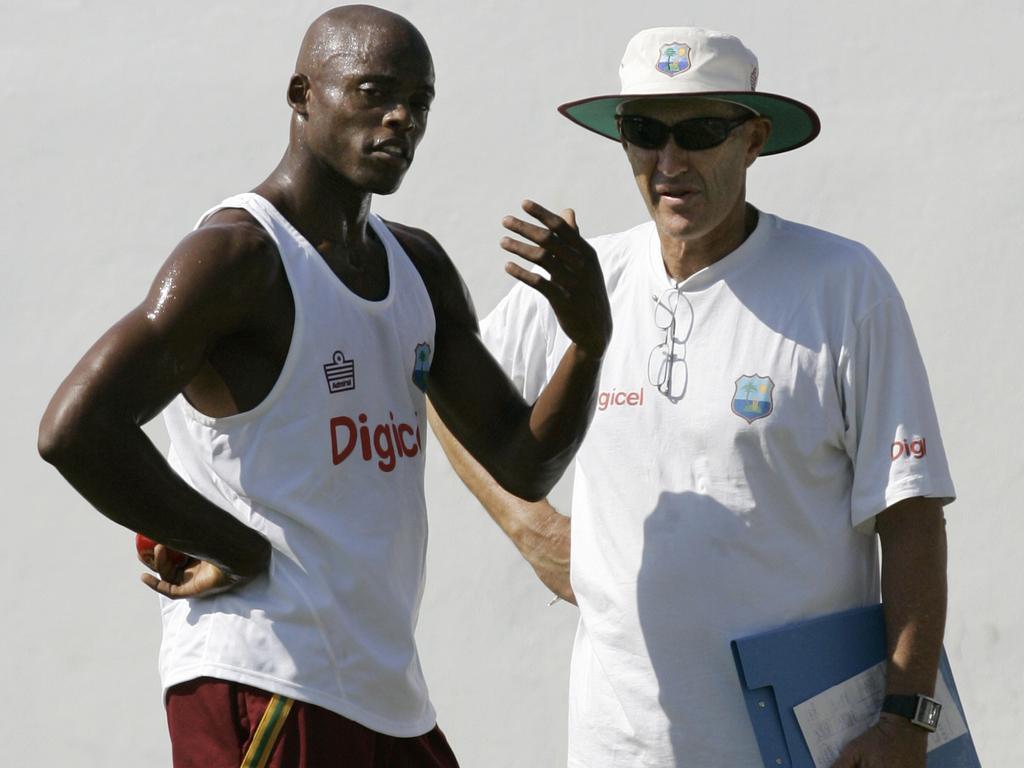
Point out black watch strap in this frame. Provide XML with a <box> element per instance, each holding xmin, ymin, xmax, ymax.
<box><xmin>882</xmin><ymin>693</ymin><xmax>942</xmax><ymax>732</ymax></box>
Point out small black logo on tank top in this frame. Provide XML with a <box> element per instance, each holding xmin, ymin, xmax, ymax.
<box><xmin>324</xmin><ymin>351</ymin><xmax>356</xmax><ymax>393</ymax></box>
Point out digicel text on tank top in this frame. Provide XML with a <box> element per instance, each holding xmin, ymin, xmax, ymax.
<box><xmin>330</xmin><ymin>411</ymin><xmax>423</xmax><ymax>472</ymax></box>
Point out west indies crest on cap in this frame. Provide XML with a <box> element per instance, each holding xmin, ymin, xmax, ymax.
<box><xmin>558</xmin><ymin>26</ymin><xmax>820</xmax><ymax>156</ymax></box>
<box><xmin>657</xmin><ymin>42</ymin><xmax>692</xmax><ymax>76</ymax></box>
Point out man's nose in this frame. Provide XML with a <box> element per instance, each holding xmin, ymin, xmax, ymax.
<box><xmin>384</xmin><ymin>102</ymin><xmax>416</xmax><ymax>131</ymax></box>
<box><xmin>656</xmin><ymin>142</ymin><xmax>691</xmax><ymax>175</ymax></box>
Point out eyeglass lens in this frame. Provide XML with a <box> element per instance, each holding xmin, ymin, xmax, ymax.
<box><xmin>653</xmin><ymin>288</ymin><xmax>693</xmax><ymax>340</ymax></box>
<box><xmin>647</xmin><ymin>343</ymin><xmax>688</xmax><ymax>400</ymax></box>
<box><xmin>619</xmin><ymin>115</ymin><xmax>751</xmax><ymax>151</ymax></box>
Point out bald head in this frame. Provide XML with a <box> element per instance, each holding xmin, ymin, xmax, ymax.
<box><xmin>283</xmin><ymin>5</ymin><xmax>435</xmax><ymax>196</ymax></box>
<box><xmin>296</xmin><ymin>5</ymin><xmax>431</xmax><ymax>81</ymax></box>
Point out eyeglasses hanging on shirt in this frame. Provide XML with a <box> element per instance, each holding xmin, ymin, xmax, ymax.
<box><xmin>647</xmin><ymin>285</ymin><xmax>693</xmax><ymax>402</ymax></box>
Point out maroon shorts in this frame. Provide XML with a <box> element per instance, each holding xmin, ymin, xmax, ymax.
<box><xmin>166</xmin><ymin>677</ymin><xmax>460</xmax><ymax>768</ymax></box>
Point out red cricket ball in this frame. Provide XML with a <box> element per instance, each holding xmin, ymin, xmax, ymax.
<box><xmin>135</xmin><ymin>533</ymin><xmax>188</xmax><ymax>566</ymax></box>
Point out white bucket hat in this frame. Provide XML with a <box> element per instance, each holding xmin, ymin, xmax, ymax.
<box><xmin>558</xmin><ymin>27</ymin><xmax>820</xmax><ymax>156</ymax></box>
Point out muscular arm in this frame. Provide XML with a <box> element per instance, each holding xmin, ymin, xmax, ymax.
<box><xmin>428</xmin><ymin>402</ymin><xmax>575</xmax><ymax>603</ymax></box>
<box><xmin>390</xmin><ymin>201</ymin><xmax>611</xmax><ymax>501</ymax></box>
<box><xmin>37</xmin><ymin>218</ymin><xmax>281</xmax><ymax>585</ymax></box>
<box><xmin>833</xmin><ymin>496</ymin><xmax>947</xmax><ymax>767</ymax></box>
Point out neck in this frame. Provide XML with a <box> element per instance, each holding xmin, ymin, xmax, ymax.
<box><xmin>255</xmin><ymin>146</ymin><xmax>376</xmax><ymax>258</ymax></box>
<box><xmin>659</xmin><ymin>202</ymin><xmax>758</xmax><ymax>283</ymax></box>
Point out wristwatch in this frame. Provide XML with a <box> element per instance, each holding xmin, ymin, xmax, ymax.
<box><xmin>881</xmin><ymin>693</ymin><xmax>942</xmax><ymax>732</ymax></box>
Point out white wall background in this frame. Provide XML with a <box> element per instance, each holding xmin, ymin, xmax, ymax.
<box><xmin>2</xmin><ymin>1</ymin><xmax>1021</xmax><ymax>765</ymax></box>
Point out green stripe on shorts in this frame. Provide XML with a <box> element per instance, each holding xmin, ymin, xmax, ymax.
<box><xmin>241</xmin><ymin>693</ymin><xmax>295</xmax><ymax>768</ymax></box>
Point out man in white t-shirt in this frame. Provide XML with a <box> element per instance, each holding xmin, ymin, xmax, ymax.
<box><xmin>431</xmin><ymin>27</ymin><xmax>953</xmax><ymax>767</ymax></box>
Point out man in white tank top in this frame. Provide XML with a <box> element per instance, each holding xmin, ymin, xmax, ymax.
<box><xmin>38</xmin><ymin>6</ymin><xmax>612</xmax><ymax>767</ymax></box>
<box><xmin>432</xmin><ymin>26</ymin><xmax>954</xmax><ymax>768</ymax></box>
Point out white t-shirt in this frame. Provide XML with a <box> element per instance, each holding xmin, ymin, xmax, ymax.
<box><xmin>481</xmin><ymin>212</ymin><xmax>955</xmax><ymax>766</ymax></box>
<box><xmin>161</xmin><ymin>193</ymin><xmax>438</xmax><ymax>737</ymax></box>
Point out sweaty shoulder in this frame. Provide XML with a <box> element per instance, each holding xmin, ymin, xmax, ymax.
<box><xmin>184</xmin><ymin>207</ymin><xmax>284</xmax><ymax>295</ymax></box>
<box><xmin>134</xmin><ymin>205</ymin><xmax>292</xmax><ymax>353</ymax></box>
<box><xmin>383</xmin><ymin>219</ymin><xmax>476</xmax><ymax>329</ymax></box>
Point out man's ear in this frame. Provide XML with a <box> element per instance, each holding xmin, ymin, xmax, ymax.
<box><xmin>287</xmin><ymin>73</ymin><xmax>311</xmax><ymax>117</ymax></box>
<box><xmin>745</xmin><ymin>117</ymin><xmax>772</xmax><ymax>167</ymax></box>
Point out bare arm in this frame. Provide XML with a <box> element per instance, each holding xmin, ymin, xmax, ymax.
<box><xmin>833</xmin><ymin>496</ymin><xmax>947</xmax><ymax>767</ymax></box>
<box><xmin>428</xmin><ymin>402</ymin><xmax>575</xmax><ymax>604</ymax></box>
<box><xmin>38</xmin><ymin>219</ymin><xmax>281</xmax><ymax>593</ymax></box>
<box><xmin>878</xmin><ymin>496</ymin><xmax>947</xmax><ymax>699</ymax></box>
<box><xmin>390</xmin><ymin>200</ymin><xmax>612</xmax><ymax>501</ymax></box>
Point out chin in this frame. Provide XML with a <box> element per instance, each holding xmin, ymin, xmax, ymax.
<box><xmin>655</xmin><ymin>214</ymin><xmax>702</xmax><ymax>241</ymax></box>
<box><xmin>366</xmin><ymin>170</ymin><xmax>410</xmax><ymax>196</ymax></box>
<box><xmin>650</xmin><ymin>198</ymin><xmax>703</xmax><ymax>234</ymax></box>
<box><xmin>369</xmin><ymin>182</ymin><xmax>402</xmax><ymax>196</ymax></box>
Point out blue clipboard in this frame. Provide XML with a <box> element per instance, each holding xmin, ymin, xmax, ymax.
<box><xmin>731</xmin><ymin>604</ymin><xmax>980</xmax><ymax>767</ymax></box>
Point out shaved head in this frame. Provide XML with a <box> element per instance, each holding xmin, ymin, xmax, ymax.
<box><xmin>283</xmin><ymin>5</ymin><xmax>435</xmax><ymax>195</ymax></box>
<box><xmin>296</xmin><ymin>5</ymin><xmax>431</xmax><ymax>82</ymax></box>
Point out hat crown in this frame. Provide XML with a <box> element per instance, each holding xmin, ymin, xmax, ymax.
<box><xmin>556</xmin><ymin>25</ymin><xmax>819</xmax><ymax>156</ymax></box>
<box><xmin>619</xmin><ymin>27</ymin><xmax>759</xmax><ymax>96</ymax></box>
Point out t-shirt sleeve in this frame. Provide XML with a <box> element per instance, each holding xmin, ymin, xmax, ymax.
<box><xmin>841</xmin><ymin>294</ymin><xmax>956</xmax><ymax>532</ymax></box>
<box><xmin>479</xmin><ymin>283</ymin><xmax>561</xmax><ymax>402</ymax></box>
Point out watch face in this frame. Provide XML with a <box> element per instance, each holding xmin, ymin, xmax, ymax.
<box><xmin>914</xmin><ymin>697</ymin><xmax>942</xmax><ymax>731</ymax></box>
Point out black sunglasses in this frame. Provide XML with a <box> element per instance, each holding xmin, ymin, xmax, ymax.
<box><xmin>617</xmin><ymin>114</ymin><xmax>753</xmax><ymax>151</ymax></box>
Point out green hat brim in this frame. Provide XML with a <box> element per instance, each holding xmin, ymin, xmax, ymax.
<box><xmin>558</xmin><ymin>91</ymin><xmax>820</xmax><ymax>156</ymax></box>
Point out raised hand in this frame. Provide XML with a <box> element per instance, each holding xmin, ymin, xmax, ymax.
<box><xmin>501</xmin><ymin>199</ymin><xmax>612</xmax><ymax>359</ymax></box>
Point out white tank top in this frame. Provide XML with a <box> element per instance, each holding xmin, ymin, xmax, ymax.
<box><xmin>160</xmin><ymin>193</ymin><xmax>438</xmax><ymax>737</ymax></box>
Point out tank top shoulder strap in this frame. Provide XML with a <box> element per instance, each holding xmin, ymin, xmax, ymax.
<box><xmin>366</xmin><ymin>214</ymin><xmax>428</xmax><ymax>297</ymax></box>
<box><xmin>194</xmin><ymin>193</ymin><xmax>303</xmax><ymax>251</ymax></box>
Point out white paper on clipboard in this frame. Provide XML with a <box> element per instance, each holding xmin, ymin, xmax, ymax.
<box><xmin>793</xmin><ymin>662</ymin><xmax>968</xmax><ymax>768</ymax></box>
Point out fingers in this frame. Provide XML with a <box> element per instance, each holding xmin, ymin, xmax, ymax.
<box><xmin>140</xmin><ymin>553</ymin><xmax>194</xmax><ymax>599</ymax></box>
<box><xmin>505</xmin><ymin>261</ymin><xmax>568</xmax><ymax>300</ymax></box>
<box><xmin>141</xmin><ymin>572</ymin><xmax>184</xmax><ymax>599</ymax></box>
<box><xmin>501</xmin><ymin>199</ymin><xmax>587</xmax><ymax>274</ymax></box>
<box><xmin>519</xmin><ymin>199</ymin><xmax>577</xmax><ymax>237</ymax></box>
<box><xmin>500</xmin><ymin>197</ymin><xmax>611</xmax><ymax>357</ymax></box>
<box><xmin>503</xmin><ymin>202</ymin><xmax>578</xmax><ymax>243</ymax></box>
<box><xmin>500</xmin><ymin>229</ymin><xmax>571</xmax><ymax>276</ymax></box>
<box><xmin>141</xmin><ymin>559</ymin><xmax>242</xmax><ymax>600</ymax></box>
<box><xmin>153</xmin><ymin>544</ymin><xmax>187</xmax><ymax>583</ymax></box>
<box><xmin>830</xmin><ymin>742</ymin><xmax>859</xmax><ymax>768</ymax></box>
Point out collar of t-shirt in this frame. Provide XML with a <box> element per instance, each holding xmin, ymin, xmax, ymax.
<box><xmin>646</xmin><ymin>209</ymin><xmax>773</xmax><ymax>292</ymax></box>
